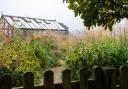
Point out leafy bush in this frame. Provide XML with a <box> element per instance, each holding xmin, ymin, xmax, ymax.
<box><xmin>65</xmin><ymin>40</ymin><xmax>128</xmax><ymax>80</ymax></box>
<box><xmin>31</xmin><ymin>35</ymin><xmax>64</xmax><ymax>68</ymax></box>
<box><xmin>0</xmin><ymin>33</ymin><xmax>66</xmax><ymax>86</ymax></box>
<box><xmin>0</xmin><ymin>36</ymin><xmax>41</xmax><ymax>86</ymax></box>
<box><xmin>1</xmin><ymin>29</ymin><xmax>128</xmax><ymax>86</ymax></box>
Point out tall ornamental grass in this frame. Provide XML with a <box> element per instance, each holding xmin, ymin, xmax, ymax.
<box><xmin>65</xmin><ymin>27</ymin><xmax>128</xmax><ymax>80</ymax></box>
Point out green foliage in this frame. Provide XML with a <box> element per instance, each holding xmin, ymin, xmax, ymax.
<box><xmin>0</xmin><ymin>33</ymin><xmax>65</xmax><ymax>86</ymax></box>
<box><xmin>63</xmin><ymin>0</ymin><xmax>128</xmax><ymax>30</ymax></box>
<box><xmin>31</xmin><ymin>36</ymin><xmax>64</xmax><ymax>68</ymax></box>
<box><xmin>0</xmin><ymin>36</ymin><xmax>41</xmax><ymax>86</ymax></box>
<box><xmin>66</xmin><ymin>40</ymin><xmax>128</xmax><ymax>80</ymax></box>
<box><xmin>1</xmin><ymin>29</ymin><xmax>128</xmax><ymax>85</ymax></box>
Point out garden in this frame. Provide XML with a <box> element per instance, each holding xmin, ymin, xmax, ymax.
<box><xmin>0</xmin><ymin>28</ymin><xmax>128</xmax><ymax>87</ymax></box>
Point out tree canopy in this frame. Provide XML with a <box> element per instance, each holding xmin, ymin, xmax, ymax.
<box><xmin>63</xmin><ymin>0</ymin><xmax>128</xmax><ymax>30</ymax></box>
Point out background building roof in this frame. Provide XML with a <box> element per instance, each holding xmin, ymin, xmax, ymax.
<box><xmin>2</xmin><ymin>15</ymin><xmax>66</xmax><ymax>31</ymax></box>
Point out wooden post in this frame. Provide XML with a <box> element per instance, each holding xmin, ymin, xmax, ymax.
<box><xmin>0</xmin><ymin>74</ymin><xmax>12</xmax><ymax>89</ymax></box>
<box><xmin>93</xmin><ymin>66</ymin><xmax>104</xmax><ymax>89</ymax></box>
<box><xmin>23</xmin><ymin>72</ymin><xmax>34</xmax><ymax>89</ymax></box>
<box><xmin>62</xmin><ymin>69</ymin><xmax>71</xmax><ymax>89</ymax></box>
<box><xmin>44</xmin><ymin>70</ymin><xmax>54</xmax><ymax>89</ymax></box>
<box><xmin>120</xmin><ymin>65</ymin><xmax>128</xmax><ymax>89</ymax></box>
<box><xmin>80</xmin><ymin>68</ymin><xmax>88</xmax><ymax>89</ymax></box>
<box><xmin>103</xmin><ymin>67</ymin><xmax>116</xmax><ymax>89</ymax></box>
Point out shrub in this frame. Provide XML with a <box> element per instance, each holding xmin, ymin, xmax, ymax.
<box><xmin>31</xmin><ymin>35</ymin><xmax>64</xmax><ymax>68</ymax></box>
<box><xmin>0</xmin><ymin>32</ymin><xmax>66</xmax><ymax>86</ymax></box>
<box><xmin>65</xmin><ymin>39</ymin><xmax>128</xmax><ymax>80</ymax></box>
<box><xmin>0</xmin><ymin>36</ymin><xmax>41</xmax><ymax>87</ymax></box>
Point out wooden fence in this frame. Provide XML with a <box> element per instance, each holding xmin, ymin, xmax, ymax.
<box><xmin>0</xmin><ymin>66</ymin><xmax>128</xmax><ymax>89</ymax></box>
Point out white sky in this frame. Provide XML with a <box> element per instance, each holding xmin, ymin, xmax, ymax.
<box><xmin>0</xmin><ymin>0</ymin><xmax>84</xmax><ymax>32</ymax></box>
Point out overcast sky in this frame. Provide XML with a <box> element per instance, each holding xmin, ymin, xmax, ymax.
<box><xmin>0</xmin><ymin>0</ymin><xmax>84</xmax><ymax>32</ymax></box>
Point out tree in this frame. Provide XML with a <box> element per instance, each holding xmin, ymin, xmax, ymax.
<box><xmin>63</xmin><ymin>0</ymin><xmax>128</xmax><ymax>30</ymax></box>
